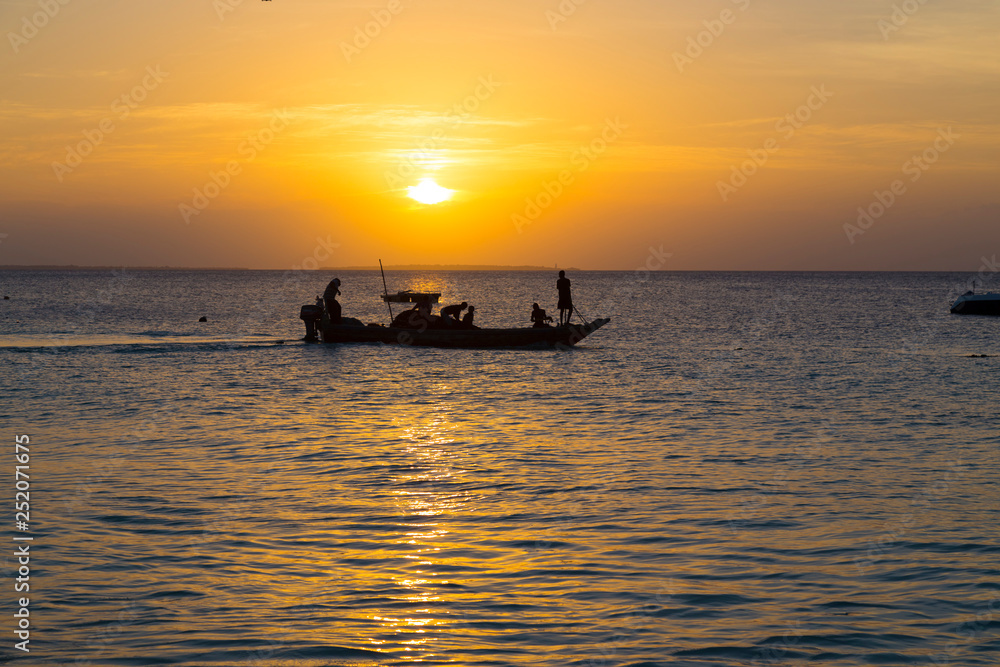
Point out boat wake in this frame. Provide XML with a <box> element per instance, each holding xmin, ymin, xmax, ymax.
<box><xmin>0</xmin><ymin>333</ymin><xmax>293</xmax><ymax>352</ymax></box>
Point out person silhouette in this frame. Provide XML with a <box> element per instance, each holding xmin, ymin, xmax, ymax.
<box><xmin>461</xmin><ymin>305</ymin><xmax>477</xmax><ymax>329</ymax></box>
<box><xmin>556</xmin><ymin>271</ymin><xmax>573</xmax><ymax>325</ymax></box>
<box><xmin>531</xmin><ymin>303</ymin><xmax>552</xmax><ymax>328</ymax></box>
<box><xmin>323</xmin><ymin>277</ymin><xmax>342</xmax><ymax>325</ymax></box>
<box><xmin>440</xmin><ymin>302</ymin><xmax>468</xmax><ymax>323</ymax></box>
<box><xmin>392</xmin><ymin>301</ymin><xmax>433</xmax><ymax>329</ymax></box>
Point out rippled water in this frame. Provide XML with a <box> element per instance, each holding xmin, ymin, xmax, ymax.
<box><xmin>2</xmin><ymin>269</ymin><xmax>999</xmax><ymax>666</ymax></box>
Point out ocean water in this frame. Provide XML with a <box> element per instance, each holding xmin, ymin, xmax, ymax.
<box><xmin>1</xmin><ymin>269</ymin><xmax>998</xmax><ymax>667</ymax></box>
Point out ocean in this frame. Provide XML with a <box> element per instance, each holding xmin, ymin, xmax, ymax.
<box><xmin>2</xmin><ymin>269</ymin><xmax>998</xmax><ymax>666</ymax></box>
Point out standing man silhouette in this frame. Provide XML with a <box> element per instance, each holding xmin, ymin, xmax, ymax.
<box><xmin>556</xmin><ymin>270</ymin><xmax>573</xmax><ymax>325</ymax></box>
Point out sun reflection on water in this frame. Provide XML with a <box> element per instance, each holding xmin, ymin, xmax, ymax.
<box><xmin>365</xmin><ymin>408</ymin><xmax>476</xmax><ymax>660</ymax></box>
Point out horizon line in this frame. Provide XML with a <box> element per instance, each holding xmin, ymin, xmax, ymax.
<box><xmin>0</xmin><ymin>264</ymin><xmax>990</xmax><ymax>273</ymax></box>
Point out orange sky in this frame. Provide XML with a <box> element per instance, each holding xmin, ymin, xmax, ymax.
<box><xmin>1</xmin><ymin>0</ymin><xmax>998</xmax><ymax>269</ymax></box>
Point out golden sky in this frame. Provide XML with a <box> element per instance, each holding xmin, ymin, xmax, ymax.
<box><xmin>1</xmin><ymin>0</ymin><xmax>998</xmax><ymax>269</ymax></box>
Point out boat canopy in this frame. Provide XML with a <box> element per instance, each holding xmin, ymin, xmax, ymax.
<box><xmin>381</xmin><ymin>291</ymin><xmax>441</xmax><ymax>304</ymax></box>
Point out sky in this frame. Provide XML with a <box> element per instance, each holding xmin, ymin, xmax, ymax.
<box><xmin>1</xmin><ymin>0</ymin><xmax>998</xmax><ymax>270</ymax></box>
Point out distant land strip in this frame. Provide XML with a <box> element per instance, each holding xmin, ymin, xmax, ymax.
<box><xmin>0</xmin><ymin>265</ymin><xmax>249</xmax><ymax>271</ymax></box>
<box><xmin>326</xmin><ymin>265</ymin><xmax>582</xmax><ymax>271</ymax></box>
<box><xmin>1</xmin><ymin>264</ymin><xmax>580</xmax><ymax>271</ymax></box>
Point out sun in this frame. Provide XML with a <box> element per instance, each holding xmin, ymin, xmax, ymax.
<box><xmin>407</xmin><ymin>178</ymin><xmax>455</xmax><ymax>205</ymax></box>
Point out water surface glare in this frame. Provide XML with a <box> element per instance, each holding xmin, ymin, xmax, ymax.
<box><xmin>2</xmin><ymin>270</ymin><xmax>998</xmax><ymax>666</ymax></box>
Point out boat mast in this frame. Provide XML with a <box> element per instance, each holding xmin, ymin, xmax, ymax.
<box><xmin>379</xmin><ymin>259</ymin><xmax>394</xmax><ymax>323</ymax></box>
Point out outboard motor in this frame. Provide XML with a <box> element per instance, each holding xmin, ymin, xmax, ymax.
<box><xmin>300</xmin><ymin>302</ymin><xmax>324</xmax><ymax>342</ymax></box>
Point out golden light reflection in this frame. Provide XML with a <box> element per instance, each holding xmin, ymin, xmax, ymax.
<box><xmin>402</xmin><ymin>278</ymin><xmax>447</xmax><ymax>294</ymax></box>
<box><xmin>365</xmin><ymin>409</ymin><xmax>474</xmax><ymax>658</ymax></box>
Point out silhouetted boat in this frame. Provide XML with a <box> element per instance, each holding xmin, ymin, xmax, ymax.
<box><xmin>950</xmin><ymin>291</ymin><xmax>1000</xmax><ymax>315</ymax></box>
<box><xmin>318</xmin><ymin>318</ymin><xmax>611</xmax><ymax>348</ymax></box>
<box><xmin>301</xmin><ymin>263</ymin><xmax>609</xmax><ymax>347</ymax></box>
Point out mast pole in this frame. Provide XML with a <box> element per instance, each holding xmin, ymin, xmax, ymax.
<box><xmin>379</xmin><ymin>259</ymin><xmax>394</xmax><ymax>323</ymax></box>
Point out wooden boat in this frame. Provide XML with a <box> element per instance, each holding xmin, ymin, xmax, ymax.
<box><xmin>301</xmin><ymin>264</ymin><xmax>609</xmax><ymax>347</ymax></box>
<box><xmin>318</xmin><ymin>318</ymin><xmax>611</xmax><ymax>348</ymax></box>
<box><xmin>950</xmin><ymin>291</ymin><xmax>1000</xmax><ymax>315</ymax></box>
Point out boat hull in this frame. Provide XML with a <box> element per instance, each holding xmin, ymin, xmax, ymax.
<box><xmin>320</xmin><ymin>318</ymin><xmax>610</xmax><ymax>348</ymax></box>
<box><xmin>950</xmin><ymin>293</ymin><xmax>1000</xmax><ymax>315</ymax></box>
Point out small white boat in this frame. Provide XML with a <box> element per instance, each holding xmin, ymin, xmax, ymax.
<box><xmin>950</xmin><ymin>291</ymin><xmax>1000</xmax><ymax>316</ymax></box>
